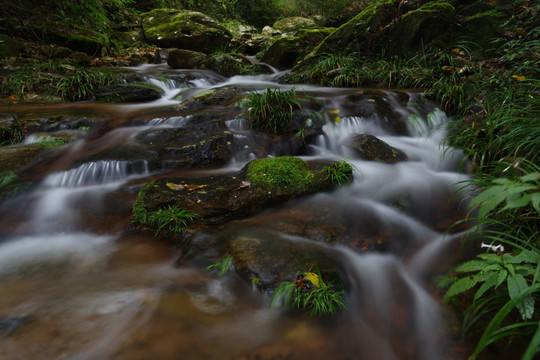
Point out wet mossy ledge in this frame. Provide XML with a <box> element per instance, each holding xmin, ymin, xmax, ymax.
<box><xmin>131</xmin><ymin>156</ymin><xmax>354</xmax><ymax>236</ymax></box>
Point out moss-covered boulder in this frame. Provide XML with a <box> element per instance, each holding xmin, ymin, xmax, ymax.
<box><xmin>272</xmin><ymin>17</ymin><xmax>317</xmax><ymax>33</ymax></box>
<box><xmin>0</xmin><ymin>144</ymin><xmax>46</xmax><ymax>173</ymax></box>
<box><xmin>141</xmin><ymin>9</ymin><xmax>232</xmax><ymax>53</ymax></box>
<box><xmin>307</xmin><ymin>0</ymin><xmax>456</xmax><ymax>58</ymax></box>
<box><xmin>350</xmin><ymin>134</ymin><xmax>408</xmax><ymax>163</ymax></box>
<box><xmin>204</xmin><ymin>53</ymin><xmax>269</xmax><ymax>77</ymax></box>
<box><xmin>261</xmin><ymin>28</ymin><xmax>335</xmax><ymax>70</ymax></box>
<box><xmin>50</xmin><ymin>30</ymin><xmax>110</xmax><ymax>56</ymax></box>
<box><xmin>167</xmin><ymin>48</ymin><xmax>209</xmax><ymax>69</ymax></box>
<box><xmin>457</xmin><ymin>4</ymin><xmax>506</xmax><ymax>53</ymax></box>
<box><xmin>382</xmin><ymin>1</ymin><xmax>455</xmax><ymax>56</ymax></box>
<box><xmin>94</xmin><ymin>83</ymin><xmax>163</xmax><ymax>103</ymax></box>
<box><xmin>133</xmin><ymin>156</ymin><xmax>352</xmax><ymax>228</ymax></box>
<box><xmin>0</xmin><ymin>34</ymin><xmax>21</xmax><ymax>58</ymax></box>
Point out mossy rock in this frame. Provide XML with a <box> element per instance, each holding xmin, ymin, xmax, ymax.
<box><xmin>458</xmin><ymin>10</ymin><xmax>506</xmax><ymax>54</ymax></box>
<box><xmin>273</xmin><ymin>17</ymin><xmax>317</xmax><ymax>33</ymax></box>
<box><xmin>167</xmin><ymin>49</ymin><xmax>209</xmax><ymax>69</ymax></box>
<box><xmin>68</xmin><ymin>52</ymin><xmax>91</xmax><ymax>65</ymax></box>
<box><xmin>133</xmin><ymin>157</ymin><xmax>352</xmax><ymax>228</ymax></box>
<box><xmin>0</xmin><ymin>144</ymin><xmax>46</xmax><ymax>173</ymax></box>
<box><xmin>260</xmin><ymin>28</ymin><xmax>333</xmax><ymax>70</ymax></box>
<box><xmin>141</xmin><ymin>9</ymin><xmax>232</xmax><ymax>53</ymax></box>
<box><xmin>383</xmin><ymin>2</ymin><xmax>456</xmax><ymax>56</ymax></box>
<box><xmin>204</xmin><ymin>53</ymin><xmax>267</xmax><ymax>77</ymax></box>
<box><xmin>47</xmin><ymin>28</ymin><xmax>109</xmax><ymax>56</ymax></box>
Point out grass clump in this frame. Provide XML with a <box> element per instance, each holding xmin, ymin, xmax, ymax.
<box><xmin>0</xmin><ymin>113</ymin><xmax>26</xmax><ymax>146</ymax></box>
<box><xmin>323</xmin><ymin>159</ymin><xmax>354</xmax><ymax>186</ymax></box>
<box><xmin>1</xmin><ymin>61</ymin><xmax>123</xmax><ymax>102</ymax></box>
<box><xmin>242</xmin><ymin>87</ymin><xmax>306</xmax><ymax>134</ymax></box>
<box><xmin>271</xmin><ymin>266</ymin><xmax>345</xmax><ymax>317</ymax></box>
<box><xmin>0</xmin><ymin>170</ymin><xmax>28</xmax><ymax>199</ymax></box>
<box><xmin>132</xmin><ymin>181</ymin><xmax>196</xmax><ymax>237</ymax></box>
<box><xmin>206</xmin><ymin>255</ymin><xmax>234</xmax><ymax>275</ymax></box>
<box><xmin>247</xmin><ymin>156</ymin><xmax>314</xmax><ymax>191</ymax></box>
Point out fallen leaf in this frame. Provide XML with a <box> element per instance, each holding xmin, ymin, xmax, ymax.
<box><xmin>166</xmin><ymin>182</ymin><xmax>184</xmax><ymax>191</ymax></box>
<box><xmin>184</xmin><ymin>184</ymin><xmax>206</xmax><ymax>191</ymax></box>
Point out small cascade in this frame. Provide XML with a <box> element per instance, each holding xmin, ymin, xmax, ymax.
<box><xmin>43</xmin><ymin>160</ymin><xmax>150</xmax><ymax>187</ymax></box>
<box><xmin>338</xmin><ymin>248</ymin><xmax>445</xmax><ymax>360</ymax></box>
<box><xmin>148</xmin><ymin>115</ymin><xmax>191</xmax><ymax>127</ymax></box>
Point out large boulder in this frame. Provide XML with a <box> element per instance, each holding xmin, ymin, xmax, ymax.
<box><xmin>167</xmin><ymin>48</ymin><xmax>209</xmax><ymax>69</ymax></box>
<box><xmin>141</xmin><ymin>9</ymin><xmax>232</xmax><ymax>53</ymax></box>
<box><xmin>308</xmin><ymin>0</ymin><xmax>455</xmax><ymax>58</ymax></box>
<box><xmin>272</xmin><ymin>17</ymin><xmax>317</xmax><ymax>33</ymax></box>
<box><xmin>261</xmin><ymin>28</ymin><xmax>334</xmax><ymax>70</ymax></box>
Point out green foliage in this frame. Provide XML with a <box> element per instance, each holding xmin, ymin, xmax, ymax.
<box><xmin>247</xmin><ymin>156</ymin><xmax>314</xmax><ymax>191</ymax></box>
<box><xmin>0</xmin><ymin>113</ymin><xmax>25</xmax><ymax>146</ymax></box>
<box><xmin>1</xmin><ymin>62</ymin><xmax>123</xmax><ymax>102</ymax></box>
<box><xmin>146</xmin><ymin>205</ymin><xmax>196</xmax><ymax>236</ymax></box>
<box><xmin>206</xmin><ymin>255</ymin><xmax>233</xmax><ymax>275</ymax></box>
<box><xmin>132</xmin><ymin>181</ymin><xmax>196</xmax><ymax>236</ymax></box>
<box><xmin>0</xmin><ymin>170</ymin><xmax>27</xmax><ymax>199</ymax></box>
<box><xmin>468</xmin><ymin>173</ymin><xmax>539</xmax><ymax>218</ymax></box>
<box><xmin>242</xmin><ymin>88</ymin><xmax>306</xmax><ymax>134</ymax></box>
<box><xmin>322</xmin><ymin>159</ymin><xmax>354</xmax><ymax>186</ymax></box>
<box><xmin>270</xmin><ymin>267</ymin><xmax>345</xmax><ymax>316</ymax></box>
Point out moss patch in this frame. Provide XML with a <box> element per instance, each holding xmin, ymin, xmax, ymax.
<box><xmin>247</xmin><ymin>156</ymin><xmax>316</xmax><ymax>191</ymax></box>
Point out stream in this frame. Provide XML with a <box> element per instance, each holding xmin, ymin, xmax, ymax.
<box><xmin>0</xmin><ymin>65</ymin><xmax>473</xmax><ymax>360</ymax></box>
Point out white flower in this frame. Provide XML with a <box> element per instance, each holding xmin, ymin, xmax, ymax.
<box><xmin>481</xmin><ymin>242</ymin><xmax>504</xmax><ymax>253</ymax></box>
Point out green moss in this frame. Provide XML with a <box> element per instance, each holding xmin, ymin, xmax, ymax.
<box><xmin>247</xmin><ymin>157</ymin><xmax>315</xmax><ymax>191</ymax></box>
<box><xmin>132</xmin><ymin>181</ymin><xmax>155</xmax><ymax>224</ymax></box>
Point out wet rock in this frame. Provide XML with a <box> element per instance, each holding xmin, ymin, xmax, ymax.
<box><xmin>0</xmin><ymin>144</ymin><xmax>47</xmax><ymax>172</ymax></box>
<box><xmin>172</xmin><ymin>87</ymin><xmax>240</xmax><ymax>113</ymax></box>
<box><xmin>24</xmin><ymin>116</ymin><xmax>95</xmax><ymax>133</ymax></box>
<box><xmin>48</xmin><ymin>30</ymin><xmax>109</xmax><ymax>56</ymax></box>
<box><xmin>167</xmin><ymin>49</ymin><xmax>208</xmax><ymax>69</ymax></box>
<box><xmin>136</xmin><ymin>157</ymin><xmax>349</xmax><ymax>227</ymax></box>
<box><xmin>135</xmin><ymin>113</ymin><xmax>234</xmax><ymax>169</ymax></box>
<box><xmin>226</xmin><ymin>229</ymin><xmax>342</xmax><ymax>289</ymax></box>
<box><xmin>350</xmin><ymin>134</ymin><xmax>408</xmax><ymax>163</ymax></box>
<box><xmin>94</xmin><ymin>83</ymin><xmax>163</xmax><ymax>103</ymax></box>
<box><xmin>141</xmin><ymin>9</ymin><xmax>232</xmax><ymax>53</ymax></box>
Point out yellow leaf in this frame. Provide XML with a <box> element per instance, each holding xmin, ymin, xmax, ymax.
<box><xmin>184</xmin><ymin>184</ymin><xmax>206</xmax><ymax>191</ymax></box>
<box><xmin>451</xmin><ymin>48</ymin><xmax>461</xmax><ymax>54</ymax></box>
<box><xmin>328</xmin><ymin>109</ymin><xmax>340</xmax><ymax>115</ymax></box>
<box><xmin>304</xmin><ymin>272</ymin><xmax>325</xmax><ymax>288</ymax></box>
<box><xmin>512</xmin><ymin>74</ymin><xmax>526</xmax><ymax>81</ymax></box>
<box><xmin>166</xmin><ymin>182</ymin><xmax>184</xmax><ymax>191</ymax></box>
<box><xmin>334</xmin><ymin>116</ymin><xmax>342</xmax><ymax>123</ymax></box>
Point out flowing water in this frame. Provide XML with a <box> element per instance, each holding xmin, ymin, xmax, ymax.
<box><xmin>0</xmin><ymin>65</ymin><xmax>474</xmax><ymax>360</ymax></box>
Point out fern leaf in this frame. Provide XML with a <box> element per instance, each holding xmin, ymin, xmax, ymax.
<box><xmin>455</xmin><ymin>260</ymin><xmax>490</xmax><ymax>273</ymax></box>
<box><xmin>474</xmin><ymin>272</ymin><xmax>499</xmax><ymax>302</ymax></box>
<box><xmin>506</xmin><ymin>250</ymin><xmax>540</xmax><ymax>264</ymax></box>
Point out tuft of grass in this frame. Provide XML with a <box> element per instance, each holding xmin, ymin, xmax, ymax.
<box><xmin>242</xmin><ymin>87</ymin><xmax>306</xmax><ymax>134</ymax></box>
<box><xmin>0</xmin><ymin>112</ymin><xmax>26</xmax><ymax>146</ymax></box>
<box><xmin>322</xmin><ymin>159</ymin><xmax>354</xmax><ymax>186</ymax></box>
<box><xmin>0</xmin><ymin>170</ymin><xmax>28</xmax><ymax>199</ymax></box>
<box><xmin>206</xmin><ymin>255</ymin><xmax>233</xmax><ymax>275</ymax></box>
<box><xmin>146</xmin><ymin>205</ymin><xmax>196</xmax><ymax>236</ymax></box>
<box><xmin>270</xmin><ymin>266</ymin><xmax>345</xmax><ymax>317</ymax></box>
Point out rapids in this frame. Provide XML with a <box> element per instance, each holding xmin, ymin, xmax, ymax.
<box><xmin>0</xmin><ymin>64</ymin><xmax>472</xmax><ymax>360</ymax></box>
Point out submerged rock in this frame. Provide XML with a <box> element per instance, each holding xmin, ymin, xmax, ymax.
<box><xmin>350</xmin><ymin>134</ymin><xmax>408</xmax><ymax>163</ymax></box>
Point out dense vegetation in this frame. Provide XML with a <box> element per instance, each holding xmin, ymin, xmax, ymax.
<box><xmin>1</xmin><ymin>0</ymin><xmax>538</xmax><ymax>358</ymax></box>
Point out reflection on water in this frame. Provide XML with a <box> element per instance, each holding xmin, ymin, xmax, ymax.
<box><xmin>0</xmin><ymin>65</ymin><xmax>471</xmax><ymax>360</ymax></box>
